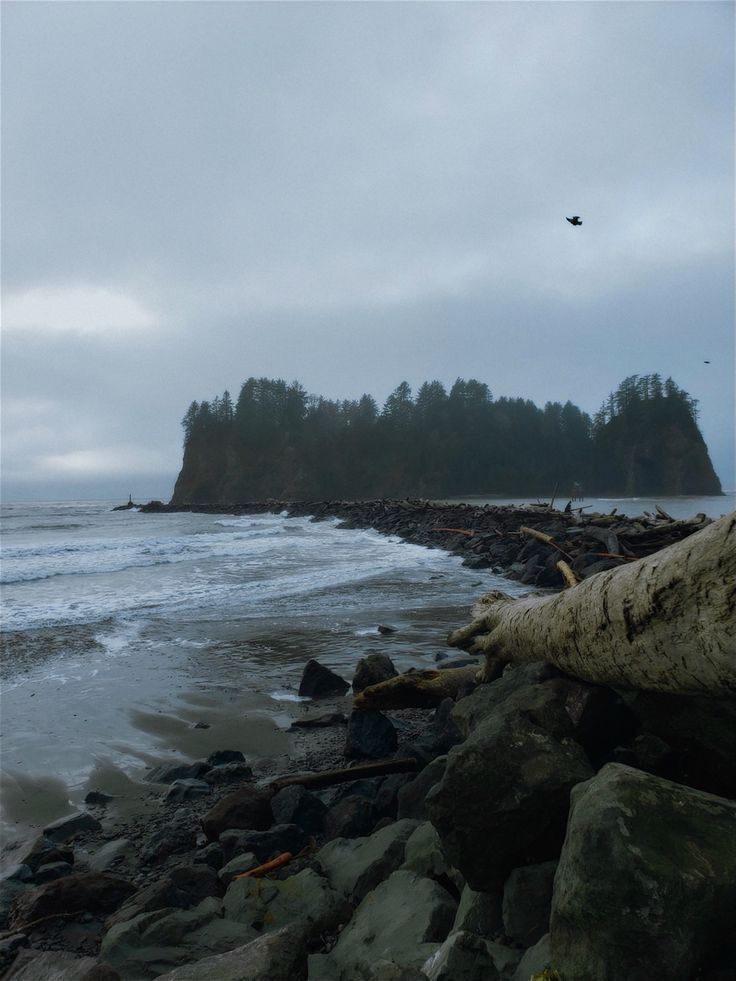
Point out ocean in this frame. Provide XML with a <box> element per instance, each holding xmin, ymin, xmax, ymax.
<box><xmin>1</xmin><ymin>493</ymin><xmax>732</xmax><ymax>845</ymax></box>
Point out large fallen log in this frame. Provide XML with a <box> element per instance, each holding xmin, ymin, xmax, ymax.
<box><xmin>448</xmin><ymin>511</ymin><xmax>736</xmax><ymax>697</ymax></box>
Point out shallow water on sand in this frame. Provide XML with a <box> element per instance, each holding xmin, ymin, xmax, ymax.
<box><xmin>0</xmin><ymin>502</ymin><xmax>530</xmax><ymax>843</ymax></box>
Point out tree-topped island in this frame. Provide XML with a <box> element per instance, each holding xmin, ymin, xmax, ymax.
<box><xmin>172</xmin><ymin>374</ymin><xmax>722</xmax><ymax>504</ymax></box>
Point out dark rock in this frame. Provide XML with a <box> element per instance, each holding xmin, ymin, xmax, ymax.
<box><xmin>192</xmin><ymin>842</ymin><xmax>225</xmax><ymax>870</ymax></box>
<box><xmin>502</xmin><ymin>861</ymin><xmax>557</xmax><ymax>948</ymax></box>
<box><xmin>630</xmin><ymin>731</ymin><xmax>677</xmax><ymax>778</ymax></box>
<box><xmin>270</xmin><ymin>786</ymin><xmax>327</xmax><ymax>834</ymax></box>
<box><xmin>203</xmin><ymin>762</ymin><xmax>254</xmax><ymax>786</ymax></box>
<box><xmin>141</xmin><ymin>812</ymin><xmax>197</xmax><ymax>863</ymax></box>
<box><xmin>323</xmin><ymin>796</ymin><xmax>377</xmax><ymax>841</ymax></box>
<box><xmin>353</xmin><ymin>653</ymin><xmax>398</xmax><ymax>693</ymax></box>
<box><xmin>146</xmin><ymin>760</ymin><xmax>211</xmax><ymax>784</ymax></box>
<box><xmin>206</xmin><ymin>750</ymin><xmax>245</xmax><ymax>767</ymax></box>
<box><xmin>165</xmin><ymin>779</ymin><xmax>211</xmax><ymax>802</ymax></box>
<box><xmin>428</xmin><ymin>708</ymin><xmax>593</xmax><ymax>890</ymax></box>
<box><xmin>154</xmin><ymin>923</ymin><xmax>309</xmax><ymax>980</ymax></box>
<box><xmin>316</xmin><ymin>819</ymin><xmax>420</xmax><ymax>903</ymax></box>
<box><xmin>85</xmin><ymin>839</ymin><xmax>135</xmax><ymax>873</ymax></box>
<box><xmin>451</xmin><ymin>663</ymin><xmax>562</xmax><ymax>738</ymax></box>
<box><xmin>344</xmin><ymin>710</ymin><xmax>398</xmax><ymax>760</ymax></box>
<box><xmin>550</xmin><ymin>764</ymin><xmax>736</xmax><ymax>980</ymax></box>
<box><xmin>2</xmin><ymin>865</ymin><xmax>33</xmax><ymax>884</ymax></box>
<box><xmin>85</xmin><ymin>791</ymin><xmax>115</xmax><ymax>806</ymax></box>
<box><xmin>34</xmin><ymin>861</ymin><xmax>74</xmax><ymax>884</ymax></box>
<box><xmin>218</xmin><ymin>853</ymin><xmax>258</xmax><ymax>887</ymax></box>
<box><xmin>452</xmin><ymin>884</ymin><xmax>504</xmax><ymax>940</ymax></box>
<box><xmin>200</xmin><ymin>786</ymin><xmax>274</xmax><ymax>842</ymax></box>
<box><xmin>0</xmin><ymin>933</ymin><xmax>28</xmax><ymax>973</ymax></box>
<box><xmin>290</xmin><ymin>712</ymin><xmax>347</xmax><ymax>730</ymax></box>
<box><xmin>563</xmin><ymin>683</ymin><xmax>640</xmax><ymax>767</ymax></box>
<box><xmin>377</xmin><ymin>624</ymin><xmax>398</xmax><ymax>634</ymax></box>
<box><xmin>374</xmin><ymin>773</ymin><xmax>415</xmax><ymax>820</ymax></box>
<box><xmin>193</xmin><ymin>721</ymin><xmax>210</xmax><ymax>729</ymax></box>
<box><xmin>579</xmin><ymin>557</ymin><xmax>626</xmax><ymax>578</ymax></box>
<box><xmin>298</xmin><ymin>659</ymin><xmax>350</xmax><ymax>698</ymax></box>
<box><xmin>218</xmin><ymin>824</ymin><xmax>308</xmax><ymax>863</ymax></box>
<box><xmin>398</xmin><ymin>756</ymin><xmax>448</xmax><ymax>821</ymax></box>
<box><xmin>42</xmin><ymin>811</ymin><xmax>101</xmax><ymax>843</ymax></box>
<box><xmin>9</xmin><ymin>873</ymin><xmax>135</xmax><ymax>929</ymax></box>
<box><xmin>18</xmin><ymin>836</ymin><xmax>74</xmax><ymax>873</ymax></box>
<box><xmin>2</xmin><ymin>950</ymin><xmax>119</xmax><ymax>980</ymax></box>
<box><xmin>511</xmin><ymin>934</ymin><xmax>552</xmax><ymax>981</ymax></box>
<box><xmin>423</xmin><ymin>930</ymin><xmax>522</xmax><ymax>980</ymax></box>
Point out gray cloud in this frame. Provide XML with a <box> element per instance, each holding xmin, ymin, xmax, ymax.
<box><xmin>2</xmin><ymin>0</ymin><xmax>733</xmax><ymax>499</ymax></box>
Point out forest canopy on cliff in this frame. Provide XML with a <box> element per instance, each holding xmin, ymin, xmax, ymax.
<box><xmin>173</xmin><ymin>374</ymin><xmax>722</xmax><ymax>503</ymax></box>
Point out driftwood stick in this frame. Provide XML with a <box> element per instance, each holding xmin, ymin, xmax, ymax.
<box><xmin>556</xmin><ymin>559</ymin><xmax>579</xmax><ymax>588</ymax></box>
<box><xmin>353</xmin><ymin>665</ymin><xmax>479</xmax><ymax>710</ymax></box>
<box><xmin>519</xmin><ymin>525</ymin><xmax>574</xmax><ymax>561</ymax></box>
<box><xmin>266</xmin><ymin>757</ymin><xmax>419</xmax><ymax>795</ymax></box>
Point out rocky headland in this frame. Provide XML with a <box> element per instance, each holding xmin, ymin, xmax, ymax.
<box><xmin>1</xmin><ymin>502</ymin><xmax>734</xmax><ymax>980</ymax></box>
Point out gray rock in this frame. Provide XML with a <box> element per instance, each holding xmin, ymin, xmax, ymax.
<box><xmin>141</xmin><ymin>814</ymin><xmax>197</xmax><ymax>864</ymax></box>
<box><xmin>101</xmin><ymin>897</ymin><xmax>256</xmax><ymax>979</ymax></box>
<box><xmin>218</xmin><ymin>852</ymin><xmax>257</xmax><ymax>887</ymax></box>
<box><xmin>452</xmin><ymin>885</ymin><xmax>503</xmax><ymax>941</ymax></box>
<box><xmin>402</xmin><ymin>822</ymin><xmax>462</xmax><ymax>893</ymax></box>
<box><xmin>502</xmin><ymin>861</ymin><xmax>557</xmax><ymax>948</ymax></box>
<box><xmin>330</xmin><ymin>870</ymin><xmax>457</xmax><ymax>978</ymax></box>
<box><xmin>374</xmin><ymin>773</ymin><xmax>415</xmax><ymax>820</ymax></box>
<box><xmin>353</xmin><ymin>653</ymin><xmax>398</xmax><ymax>693</ymax></box>
<box><xmin>192</xmin><ymin>842</ymin><xmax>224</xmax><ymax>870</ymax></box>
<box><xmin>42</xmin><ymin>812</ymin><xmax>101</xmax><ymax>844</ymax></box>
<box><xmin>9</xmin><ymin>873</ymin><xmax>136</xmax><ymax>931</ymax></box>
<box><xmin>316</xmin><ymin>819</ymin><xmax>420</xmax><ymax>902</ymax></box>
<box><xmin>218</xmin><ymin>824</ymin><xmax>307</xmax><ymax>863</ymax></box>
<box><xmin>2</xmin><ymin>865</ymin><xmax>33</xmax><ymax>884</ymax></box>
<box><xmin>422</xmin><ymin>930</ymin><xmax>522</xmax><ymax>981</ymax></box>
<box><xmin>223</xmin><ymin>868</ymin><xmax>351</xmax><ymax>939</ymax></box>
<box><xmin>428</xmin><ymin>706</ymin><xmax>592</xmax><ymax>890</ymax></box>
<box><xmin>0</xmin><ymin>880</ymin><xmax>31</xmax><ymax>930</ymax></box>
<box><xmin>165</xmin><ymin>778</ymin><xmax>211</xmax><ymax>802</ymax></box>
<box><xmin>0</xmin><ymin>933</ymin><xmax>28</xmax><ymax>973</ymax></box>
<box><xmin>290</xmin><ymin>711</ymin><xmax>347</xmax><ymax>730</ymax></box>
<box><xmin>146</xmin><ymin>760</ymin><xmax>211</xmax><ymax>784</ymax></box>
<box><xmin>451</xmin><ymin>664</ymin><xmax>560</xmax><ymax>738</ymax></box>
<box><xmin>307</xmin><ymin>953</ymin><xmax>342</xmax><ymax>980</ymax></box>
<box><xmin>298</xmin><ymin>659</ymin><xmax>350</xmax><ymax>698</ymax></box>
<box><xmin>550</xmin><ymin>764</ymin><xmax>736</xmax><ymax>980</ymax></box>
<box><xmin>511</xmin><ymin>934</ymin><xmax>552</xmax><ymax>981</ymax></box>
<box><xmin>156</xmin><ymin>923</ymin><xmax>308</xmax><ymax>980</ymax></box>
<box><xmin>397</xmin><ymin>756</ymin><xmax>448</xmax><ymax>821</ymax></box>
<box><xmin>203</xmin><ymin>763</ymin><xmax>254</xmax><ymax>786</ymax></box>
<box><xmin>270</xmin><ymin>785</ymin><xmax>327</xmax><ymax>834</ymax></box>
<box><xmin>18</xmin><ymin>836</ymin><xmax>73</xmax><ymax>873</ymax></box>
<box><xmin>344</xmin><ymin>710</ymin><xmax>398</xmax><ymax>760</ymax></box>
<box><xmin>83</xmin><ymin>838</ymin><xmax>135</xmax><ymax>873</ymax></box>
<box><xmin>200</xmin><ymin>785</ymin><xmax>273</xmax><ymax>842</ymax></box>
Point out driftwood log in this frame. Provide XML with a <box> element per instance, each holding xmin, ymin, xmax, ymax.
<box><xmin>353</xmin><ymin>665</ymin><xmax>483</xmax><ymax>710</ymax></box>
<box><xmin>448</xmin><ymin>511</ymin><xmax>735</xmax><ymax>697</ymax></box>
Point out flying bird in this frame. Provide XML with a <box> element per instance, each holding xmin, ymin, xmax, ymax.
<box><xmin>704</xmin><ymin>360</ymin><xmax>711</xmax><ymax>364</ymax></box>
<box><xmin>566</xmin><ymin>216</ymin><xmax>583</xmax><ymax>226</ymax></box>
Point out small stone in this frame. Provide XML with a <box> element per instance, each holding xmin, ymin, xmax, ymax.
<box><xmin>203</xmin><ymin>763</ymin><xmax>254</xmax><ymax>786</ymax></box>
<box><xmin>193</xmin><ymin>721</ymin><xmax>210</xmax><ymax>729</ymax></box>
<box><xmin>377</xmin><ymin>625</ymin><xmax>398</xmax><ymax>634</ymax></box>
<box><xmin>85</xmin><ymin>791</ymin><xmax>115</xmax><ymax>806</ymax></box>
<box><xmin>218</xmin><ymin>852</ymin><xmax>258</xmax><ymax>887</ymax></box>
<box><xmin>42</xmin><ymin>811</ymin><xmax>101</xmax><ymax>843</ymax></box>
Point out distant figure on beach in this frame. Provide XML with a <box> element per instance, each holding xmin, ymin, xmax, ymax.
<box><xmin>566</xmin><ymin>216</ymin><xmax>583</xmax><ymax>226</ymax></box>
<box><xmin>571</xmin><ymin>481</ymin><xmax>584</xmax><ymax>501</ymax></box>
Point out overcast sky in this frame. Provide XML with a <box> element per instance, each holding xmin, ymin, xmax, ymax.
<box><xmin>2</xmin><ymin>0</ymin><xmax>734</xmax><ymax>501</ymax></box>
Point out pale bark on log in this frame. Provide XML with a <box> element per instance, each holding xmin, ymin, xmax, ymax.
<box><xmin>353</xmin><ymin>665</ymin><xmax>483</xmax><ymax>710</ymax></box>
<box><xmin>448</xmin><ymin>512</ymin><xmax>736</xmax><ymax>697</ymax></box>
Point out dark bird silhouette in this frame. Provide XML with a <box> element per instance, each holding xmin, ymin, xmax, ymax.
<box><xmin>566</xmin><ymin>216</ymin><xmax>583</xmax><ymax>226</ymax></box>
<box><xmin>704</xmin><ymin>360</ymin><xmax>711</xmax><ymax>364</ymax></box>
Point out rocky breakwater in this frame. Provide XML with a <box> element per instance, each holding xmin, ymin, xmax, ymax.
<box><xmin>2</xmin><ymin>635</ymin><xmax>735</xmax><ymax>979</ymax></box>
<box><xmin>139</xmin><ymin>497</ymin><xmax>713</xmax><ymax>587</ymax></box>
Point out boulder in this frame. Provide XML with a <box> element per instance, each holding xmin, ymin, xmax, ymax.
<box><xmin>298</xmin><ymin>660</ymin><xmax>350</xmax><ymax>698</ymax></box>
<box><xmin>155</xmin><ymin>923</ymin><xmax>308</xmax><ymax>980</ymax></box>
<box><xmin>34</xmin><ymin>862</ymin><xmax>73</xmax><ymax>884</ymax></box>
<box><xmin>323</xmin><ymin>795</ymin><xmax>377</xmax><ymax>841</ymax></box>
<box><xmin>222</xmin><ymin>868</ymin><xmax>351</xmax><ymax>939</ymax></box>
<box><xmin>9</xmin><ymin>873</ymin><xmax>135</xmax><ymax>930</ymax></box>
<box><xmin>18</xmin><ymin>836</ymin><xmax>73</xmax><ymax>873</ymax></box>
<box><xmin>1</xmin><ymin>949</ymin><xmax>118</xmax><ymax>980</ymax></box>
<box><xmin>550</xmin><ymin>764</ymin><xmax>736</xmax><ymax>980</ymax></box>
<box><xmin>502</xmin><ymin>861</ymin><xmax>557</xmax><ymax>948</ymax></box>
<box><xmin>191</xmin><ymin>842</ymin><xmax>224</xmax><ymax>870</ymax></box>
<box><xmin>402</xmin><ymin>822</ymin><xmax>462</xmax><ymax>894</ymax></box>
<box><xmin>270</xmin><ymin>785</ymin><xmax>327</xmax><ymax>834</ymax></box>
<box><xmin>344</xmin><ymin>710</ymin><xmax>398</xmax><ymax>760</ymax></box>
<box><xmin>206</xmin><ymin>750</ymin><xmax>245</xmax><ymax>767</ymax></box>
<box><xmin>83</xmin><ymin>838</ymin><xmax>135</xmax><ymax>874</ymax></box>
<box><xmin>218</xmin><ymin>853</ymin><xmax>258</xmax><ymax>887</ymax></box>
<box><xmin>315</xmin><ymin>819</ymin><xmax>420</xmax><ymax>902</ymax></box>
<box><xmin>101</xmin><ymin>897</ymin><xmax>255</xmax><ymax>979</ymax></box>
<box><xmin>511</xmin><ymin>934</ymin><xmax>553</xmax><ymax>981</ymax></box>
<box><xmin>452</xmin><ymin>885</ymin><xmax>503</xmax><ymax>941</ymax></box>
<box><xmin>352</xmin><ymin>653</ymin><xmax>398</xmax><ymax>693</ymax></box>
<box><xmin>0</xmin><ymin>934</ymin><xmax>28</xmax><ymax>974</ymax></box>
<box><xmin>428</xmin><ymin>707</ymin><xmax>592</xmax><ymax>890</ymax></box>
<box><xmin>146</xmin><ymin>761</ymin><xmax>211</xmax><ymax>784</ymax></box>
<box><xmin>42</xmin><ymin>812</ymin><xmax>101</xmax><ymax>844</ymax></box>
<box><xmin>107</xmin><ymin>864</ymin><xmax>223</xmax><ymax>926</ymax></box>
<box><xmin>203</xmin><ymin>763</ymin><xmax>254</xmax><ymax>787</ymax></box>
<box><xmin>200</xmin><ymin>786</ymin><xmax>273</xmax><ymax>842</ymax></box>
<box><xmin>450</xmin><ymin>664</ymin><xmax>560</xmax><ymax>738</ymax></box>
<box><xmin>330</xmin><ymin>870</ymin><xmax>457</xmax><ymax>978</ymax></box>
<box><xmin>218</xmin><ymin>824</ymin><xmax>307</xmax><ymax>864</ymax></box>
<box><xmin>422</xmin><ymin>930</ymin><xmax>521</xmax><ymax>981</ymax></box>
<box><xmin>165</xmin><ymin>779</ymin><xmax>211</xmax><ymax>802</ymax></box>
<box><xmin>374</xmin><ymin>773</ymin><xmax>415</xmax><ymax>820</ymax></box>
<box><xmin>397</xmin><ymin>756</ymin><xmax>448</xmax><ymax>821</ymax></box>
